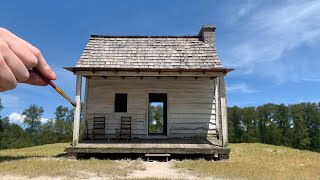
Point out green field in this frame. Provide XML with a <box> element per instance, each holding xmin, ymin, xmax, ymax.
<box><xmin>175</xmin><ymin>143</ymin><xmax>320</xmax><ymax>179</ymax></box>
<box><xmin>0</xmin><ymin>143</ymin><xmax>319</xmax><ymax>179</ymax></box>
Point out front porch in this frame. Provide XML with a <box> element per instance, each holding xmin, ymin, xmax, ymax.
<box><xmin>66</xmin><ymin>138</ymin><xmax>230</xmax><ymax>160</ymax></box>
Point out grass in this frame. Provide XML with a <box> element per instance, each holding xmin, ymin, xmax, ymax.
<box><xmin>0</xmin><ymin>143</ymin><xmax>67</xmax><ymax>158</ymax></box>
<box><xmin>0</xmin><ymin>143</ymin><xmax>144</xmax><ymax>178</ymax></box>
<box><xmin>1</xmin><ymin>143</ymin><xmax>320</xmax><ymax>179</ymax></box>
<box><xmin>174</xmin><ymin>143</ymin><xmax>320</xmax><ymax>180</ymax></box>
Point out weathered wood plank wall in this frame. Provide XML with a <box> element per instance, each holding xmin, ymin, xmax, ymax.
<box><xmin>84</xmin><ymin>76</ymin><xmax>218</xmax><ymax>138</ymax></box>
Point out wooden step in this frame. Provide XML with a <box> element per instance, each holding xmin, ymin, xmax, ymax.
<box><xmin>145</xmin><ymin>153</ymin><xmax>171</xmax><ymax>162</ymax></box>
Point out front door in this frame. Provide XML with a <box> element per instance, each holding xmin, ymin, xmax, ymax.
<box><xmin>148</xmin><ymin>93</ymin><xmax>167</xmax><ymax>135</ymax></box>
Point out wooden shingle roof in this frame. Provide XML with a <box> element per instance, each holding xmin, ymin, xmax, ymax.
<box><xmin>75</xmin><ymin>36</ymin><xmax>222</xmax><ymax>68</ymax></box>
<box><xmin>65</xmin><ymin>26</ymin><xmax>234</xmax><ymax>74</ymax></box>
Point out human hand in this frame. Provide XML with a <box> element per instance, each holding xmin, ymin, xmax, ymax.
<box><xmin>0</xmin><ymin>27</ymin><xmax>56</xmax><ymax>92</ymax></box>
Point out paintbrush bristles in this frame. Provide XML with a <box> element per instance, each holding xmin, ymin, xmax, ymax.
<box><xmin>54</xmin><ymin>87</ymin><xmax>76</xmax><ymax>107</ymax></box>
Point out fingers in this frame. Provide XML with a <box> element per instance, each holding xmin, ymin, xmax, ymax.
<box><xmin>2</xmin><ymin>43</ymin><xmax>30</xmax><ymax>83</ymax></box>
<box><xmin>33</xmin><ymin>49</ymin><xmax>56</xmax><ymax>80</ymax></box>
<box><xmin>24</xmin><ymin>71</ymin><xmax>48</xmax><ymax>86</ymax></box>
<box><xmin>0</xmin><ymin>56</ymin><xmax>17</xmax><ymax>92</ymax></box>
<box><xmin>7</xmin><ymin>40</ymin><xmax>38</xmax><ymax>69</ymax></box>
<box><xmin>4</xmin><ymin>30</ymin><xmax>56</xmax><ymax>80</ymax></box>
<box><xmin>0</xmin><ymin>27</ymin><xmax>56</xmax><ymax>91</ymax></box>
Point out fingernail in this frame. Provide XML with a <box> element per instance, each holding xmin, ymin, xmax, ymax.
<box><xmin>52</xmin><ymin>71</ymin><xmax>56</xmax><ymax>78</ymax></box>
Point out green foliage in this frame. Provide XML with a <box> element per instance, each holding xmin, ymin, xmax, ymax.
<box><xmin>0</xmin><ymin>117</ymin><xmax>30</xmax><ymax>149</ymax></box>
<box><xmin>0</xmin><ymin>98</ymin><xmax>3</xmax><ymax>112</ymax></box>
<box><xmin>0</xmin><ymin>98</ymin><xmax>3</xmax><ymax>132</ymax></box>
<box><xmin>227</xmin><ymin>106</ymin><xmax>243</xmax><ymax>142</ymax></box>
<box><xmin>1</xmin><ymin>96</ymin><xmax>320</xmax><ymax>153</ymax></box>
<box><xmin>290</xmin><ymin>104</ymin><xmax>311</xmax><ymax>149</ymax></box>
<box><xmin>242</xmin><ymin>107</ymin><xmax>259</xmax><ymax>142</ymax></box>
<box><xmin>53</xmin><ymin>105</ymin><xmax>74</xmax><ymax>142</ymax></box>
<box><xmin>0</xmin><ymin>102</ymin><xmax>75</xmax><ymax>149</ymax></box>
<box><xmin>22</xmin><ymin>104</ymin><xmax>44</xmax><ymax>142</ymax></box>
<box><xmin>39</xmin><ymin>119</ymin><xmax>56</xmax><ymax>144</ymax></box>
<box><xmin>228</xmin><ymin>102</ymin><xmax>320</xmax><ymax>152</ymax></box>
<box><xmin>148</xmin><ymin>103</ymin><xmax>164</xmax><ymax>134</ymax></box>
<box><xmin>276</xmin><ymin>104</ymin><xmax>292</xmax><ymax>146</ymax></box>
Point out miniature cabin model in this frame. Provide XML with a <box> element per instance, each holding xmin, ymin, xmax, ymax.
<box><xmin>65</xmin><ymin>25</ymin><xmax>233</xmax><ymax>160</ymax></box>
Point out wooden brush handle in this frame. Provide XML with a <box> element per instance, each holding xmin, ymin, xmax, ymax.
<box><xmin>32</xmin><ymin>67</ymin><xmax>57</xmax><ymax>88</ymax></box>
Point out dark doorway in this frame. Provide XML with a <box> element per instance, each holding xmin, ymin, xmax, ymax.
<box><xmin>148</xmin><ymin>93</ymin><xmax>167</xmax><ymax>135</ymax></box>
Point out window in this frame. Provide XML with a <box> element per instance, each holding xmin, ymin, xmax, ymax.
<box><xmin>115</xmin><ymin>93</ymin><xmax>127</xmax><ymax>112</ymax></box>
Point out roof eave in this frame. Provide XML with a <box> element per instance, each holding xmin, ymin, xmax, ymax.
<box><xmin>63</xmin><ymin>67</ymin><xmax>234</xmax><ymax>74</ymax></box>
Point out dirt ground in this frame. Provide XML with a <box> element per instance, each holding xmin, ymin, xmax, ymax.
<box><xmin>0</xmin><ymin>160</ymin><xmax>219</xmax><ymax>180</ymax></box>
<box><xmin>127</xmin><ymin>161</ymin><xmax>201</xmax><ymax>179</ymax></box>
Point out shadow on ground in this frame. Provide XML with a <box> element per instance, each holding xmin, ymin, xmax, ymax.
<box><xmin>77</xmin><ymin>153</ymin><xmax>217</xmax><ymax>161</ymax></box>
<box><xmin>0</xmin><ymin>156</ymin><xmax>37</xmax><ymax>163</ymax></box>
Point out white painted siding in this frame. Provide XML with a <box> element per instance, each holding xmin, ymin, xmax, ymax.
<box><xmin>85</xmin><ymin>76</ymin><xmax>217</xmax><ymax>138</ymax></box>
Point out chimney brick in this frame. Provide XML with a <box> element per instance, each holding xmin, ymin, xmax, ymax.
<box><xmin>198</xmin><ymin>25</ymin><xmax>216</xmax><ymax>47</ymax></box>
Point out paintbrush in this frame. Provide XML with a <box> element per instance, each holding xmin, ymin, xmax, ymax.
<box><xmin>32</xmin><ymin>67</ymin><xmax>76</xmax><ymax>107</ymax></box>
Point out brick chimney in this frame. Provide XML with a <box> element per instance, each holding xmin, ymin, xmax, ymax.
<box><xmin>198</xmin><ymin>25</ymin><xmax>216</xmax><ymax>47</ymax></box>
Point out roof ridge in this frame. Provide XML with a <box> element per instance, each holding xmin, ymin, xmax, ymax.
<box><xmin>90</xmin><ymin>35</ymin><xmax>200</xmax><ymax>38</ymax></box>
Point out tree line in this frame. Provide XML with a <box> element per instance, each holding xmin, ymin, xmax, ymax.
<box><xmin>228</xmin><ymin>103</ymin><xmax>320</xmax><ymax>152</ymax></box>
<box><xmin>1</xmin><ymin>97</ymin><xmax>320</xmax><ymax>152</ymax></box>
<box><xmin>0</xmin><ymin>98</ymin><xmax>75</xmax><ymax>149</ymax></box>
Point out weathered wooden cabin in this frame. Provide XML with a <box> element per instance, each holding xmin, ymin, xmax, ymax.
<box><xmin>65</xmin><ymin>25</ymin><xmax>233</xmax><ymax>160</ymax></box>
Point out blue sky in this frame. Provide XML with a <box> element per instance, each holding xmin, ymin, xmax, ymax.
<box><xmin>0</xmin><ymin>0</ymin><xmax>320</xmax><ymax>124</ymax></box>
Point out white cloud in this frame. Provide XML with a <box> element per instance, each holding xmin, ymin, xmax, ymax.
<box><xmin>40</xmin><ymin>117</ymin><xmax>50</xmax><ymax>124</ymax></box>
<box><xmin>229</xmin><ymin>0</ymin><xmax>261</xmax><ymax>23</ymax></box>
<box><xmin>227</xmin><ymin>83</ymin><xmax>257</xmax><ymax>93</ymax></box>
<box><xmin>8</xmin><ymin>112</ymin><xmax>26</xmax><ymax>125</ymax></box>
<box><xmin>8</xmin><ymin>112</ymin><xmax>50</xmax><ymax>126</ymax></box>
<box><xmin>225</xmin><ymin>0</ymin><xmax>320</xmax><ymax>82</ymax></box>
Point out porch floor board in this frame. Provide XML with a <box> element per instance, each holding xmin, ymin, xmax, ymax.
<box><xmin>66</xmin><ymin>138</ymin><xmax>230</xmax><ymax>155</ymax></box>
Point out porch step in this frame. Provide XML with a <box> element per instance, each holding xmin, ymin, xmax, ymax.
<box><xmin>145</xmin><ymin>153</ymin><xmax>171</xmax><ymax>162</ymax></box>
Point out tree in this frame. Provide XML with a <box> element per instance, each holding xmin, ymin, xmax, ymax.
<box><xmin>275</xmin><ymin>104</ymin><xmax>292</xmax><ymax>146</ymax></box>
<box><xmin>40</xmin><ymin>119</ymin><xmax>56</xmax><ymax>144</ymax></box>
<box><xmin>0</xmin><ymin>98</ymin><xmax>5</xmax><ymax>147</ymax></box>
<box><xmin>241</xmin><ymin>107</ymin><xmax>259</xmax><ymax>142</ymax></box>
<box><xmin>0</xmin><ymin>116</ymin><xmax>30</xmax><ymax>149</ymax></box>
<box><xmin>256</xmin><ymin>105</ymin><xmax>269</xmax><ymax>143</ymax></box>
<box><xmin>290</xmin><ymin>104</ymin><xmax>311</xmax><ymax>150</ymax></box>
<box><xmin>256</xmin><ymin>103</ymin><xmax>280</xmax><ymax>144</ymax></box>
<box><xmin>148</xmin><ymin>104</ymin><xmax>164</xmax><ymax>133</ymax></box>
<box><xmin>22</xmin><ymin>104</ymin><xmax>44</xmax><ymax>144</ymax></box>
<box><xmin>0</xmin><ymin>97</ymin><xmax>3</xmax><ymax>131</ymax></box>
<box><xmin>0</xmin><ymin>97</ymin><xmax>3</xmax><ymax>115</ymax></box>
<box><xmin>54</xmin><ymin>106</ymin><xmax>69</xmax><ymax>141</ymax></box>
<box><xmin>227</xmin><ymin>106</ymin><xmax>243</xmax><ymax>143</ymax></box>
<box><xmin>54</xmin><ymin>105</ymin><xmax>74</xmax><ymax>142</ymax></box>
<box><xmin>303</xmin><ymin>103</ymin><xmax>320</xmax><ymax>151</ymax></box>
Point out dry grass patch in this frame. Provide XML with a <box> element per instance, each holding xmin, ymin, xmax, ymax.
<box><xmin>174</xmin><ymin>143</ymin><xmax>320</xmax><ymax>180</ymax></box>
<box><xmin>0</xmin><ymin>143</ymin><xmax>144</xmax><ymax>178</ymax></box>
<box><xmin>0</xmin><ymin>158</ymin><xmax>126</xmax><ymax>178</ymax></box>
<box><xmin>0</xmin><ymin>143</ymin><xmax>67</xmax><ymax>158</ymax></box>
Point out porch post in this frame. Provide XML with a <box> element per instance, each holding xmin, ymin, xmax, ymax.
<box><xmin>219</xmin><ymin>75</ymin><xmax>228</xmax><ymax>147</ymax></box>
<box><xmin>214</xmin><ymin>77</ymin><xmax>220</xmax><ymax>139</ymax></box>
<box><xmin>72</xmin><ymin>75</ymin><xmax>82</xmax><ymax>146</ymax></box>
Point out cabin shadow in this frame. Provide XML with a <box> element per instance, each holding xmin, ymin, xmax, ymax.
<box><xmin>0</xmin><ymin>156</ymin><xmax>41</xmax><ymax>163</ymax></box>
<box><xmin>77</xmin><ymin>152</ymin><xmax>218</xmax><ymax>161</ymax></box>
